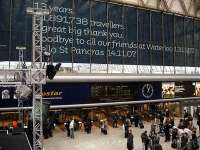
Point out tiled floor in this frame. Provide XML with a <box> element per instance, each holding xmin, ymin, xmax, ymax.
<box><xmin>44</xmin><ymin>119</ymin><xmax>200</xmax><ymax>150</ymax></box>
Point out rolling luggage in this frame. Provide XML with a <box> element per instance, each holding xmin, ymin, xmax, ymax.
<box><xmin>101</xmin><ymin>128</ymin><xmax>107</xmax><ymax>135</ymax></box>
<box><xmin>171</xmin><ymin>139</ymin><xmax>177</xmax><ymax>148</ymax></box>
<box><xmin>139</xmin><ymin>121</ymin><xmax>144</xmax><ymax>128</ymax></box>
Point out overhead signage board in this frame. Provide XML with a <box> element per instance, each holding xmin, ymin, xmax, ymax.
<box><xmin>0</xmin><ymin>0</ymin><xmax>199</xmax><ymax>66</ymax></box>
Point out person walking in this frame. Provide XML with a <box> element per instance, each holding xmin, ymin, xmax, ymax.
<box><xmin>191</xmin><ymin>131</ymin><xmax>199</xmax><ymax>150</ymax></box>
<box><xmin>141</xmin><ymin>131</ymin><xmax>149</xmax><ymax>150</ymax></box>
<box><xmin>124</xmin><ymin>119</ymin><xmax>129</xmax><ymax>138</ymax></box>
<box><xmin>171</xmin><ymin>126</ymin><xmax>178</xmax><ymax>148</ymax></box>
<box><xmin>197</xmin><ymin>118</ymin><xmax>200</xmax><ymax>134</ymax></box>
<box><xmin>164</xmin><ymin>119</ymin><xmax>171</xmax><ymax>142</ymax></box>
<box><xmin>181</xmin><ymin>133</ymin><xmax>188</xmax><ymax>150</ymax></box>
<box><xmin>101</xmin><ymin>120</ymin><xmax>108</xmax><ymax>135</ymax></box>
<box><xmin>127</xmin><ymin>130</ymin><xmax>134</xmax><ymax>150</ymax></box>
<box><xmin>112</xmin><ymin>114</ymin><xmax>118</xmax><ymax>128</ymax></box>
<box><xmin>151</xmin><ymin>142</ymin><xmax>163</xmax><ymax>150</ymax></box>
<box><xmin>69</xmin><ymin>119</ymin><xmax>75</xmax><ymax>139</ymax></box>
<box><xmin>65</xmin><ymin>119</ymin><xmax>70</xmax><ymax>137</ymax></box>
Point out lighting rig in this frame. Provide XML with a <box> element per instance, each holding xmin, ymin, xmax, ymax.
<box><xmin>0</xmin><ymin>3</ymin><xmax>62</xmax><ymax>150</ymax></box>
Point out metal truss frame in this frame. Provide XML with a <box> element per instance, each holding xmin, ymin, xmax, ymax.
<box><xmin>27</xmin><ymin>7</ymin><xmax>48</xmax><ymax>150</ymax></box>
<box><xmin>17</xmin><ymin>48</ymin><xmax>25</xmax><ymax>125</ymax></box>
<box><xmin>0</xmin><ymin>4</ymin><xmax>48</xmax><ymax>150</ymax></box>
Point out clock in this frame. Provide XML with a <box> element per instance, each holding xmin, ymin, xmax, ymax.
<box><xmin>142</xmin><ymin>83</ymin><xmax>154</xmax><ymax>99</ymax></box>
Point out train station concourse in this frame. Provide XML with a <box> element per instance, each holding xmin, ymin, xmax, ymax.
<box><xmin>1</xmin><ymin>0</ymin><xmax>200</xmax><ymax>150</ymax></box>
<box><xmin>43</xmin><ymin>117</ymin><xmax>200</xmax><ymax>150</ymax></box>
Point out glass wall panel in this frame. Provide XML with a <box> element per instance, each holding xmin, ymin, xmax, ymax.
<box><xmin>44</xmin><ymin>0</ymin><xmax>73</xmax><ymax>63</ymax></box>
<box><xmin>108</xmin><ymin>4</ymin><xmax>124</xmax><ymax>65</ymax></box>
<box><xmin>123</xmin><ymin>6</ymin><xmax>137</xmax><ymax>65</ymax></box>
<box><xmin>73</xmin><ymin>0</ymin><xmax>90</xmax><ymax>63</ymax></box>
<box><xmin>0</xmin><ymin>31</ymin><xmax>10</xmax><ymax>61</ymax></box>
<box><xmin>138</xmin><ymin>9</ymin><xmax>150</xmax><ymax>65</ymax></box>
<box><xmin>0</xmin><ymin>0</ymin><xmax>10</xmax><ymax>31</ymax></box>
<box><xmin>174</xmin><ymin>16</ymin><xmax>185</xmax><ymax>66</ymax></box>
<box><xmin>184</xmin><ymin>18</ymin><xmax>194</xmax><ymax>67</ymax></box>
<box><xmin>151</xmin><ymin>11</ymin><xmax>162</xmax><ymax>66</ymax></box>
<box><xmin>194</xmin><ymin>20</ymin><xmax>200</xmax><ymax>67</ymax></box>
<box><xmin>0</xmin><ymin>0</ymin><xmax>11</xmax><ymax>61</ymax></box>
<box><xmin>11</xmin><ymin>0</ymin><xmax>28</xmax><ymax>61</ymax></box>
<box><xmin>90</xmin><ymin>1</ymin><xmax>107</xmax><ymax>64</ymax></box>
<box><xmin>163</xmin><ymin>14</ymin><xmax>174</xmax><ymax>66</ymax></box>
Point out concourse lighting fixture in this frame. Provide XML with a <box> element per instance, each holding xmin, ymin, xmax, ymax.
<box><xmin>46</xmin><ymin>63</ymin><xmax>61</xmax><ymax>80</ymax></box>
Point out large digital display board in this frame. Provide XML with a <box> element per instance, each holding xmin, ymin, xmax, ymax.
<box><xmin>0</xmin><ymin>0</ymin><xmax>199</xmax><ymax>66</ymax></box>
<box><xmin>0</xmin><ymin>81</ymin><xmax>199</xmax><ymax>108</ymax></box>
<box><xmin>0</xmin><ymin>82</ymin><xmax>162</xmax><ymax>107</ymax></box>
<box><xmin>174</xmin><ymin>81</ymin><xmax>195</xmax><ymax>98</ymax></box>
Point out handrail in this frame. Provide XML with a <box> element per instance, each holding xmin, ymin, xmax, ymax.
<box><xmin>0</xmin><ymin>97</ymin><xmax>199</xmax><ymax>111</ymax></box>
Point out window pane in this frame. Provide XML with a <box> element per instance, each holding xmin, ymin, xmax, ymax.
<box><xmin>123</xmin><ymin>6</ymin><xmax>137</xmax><ymax>65</ymax></box>
<box><xmin>138</xmin><ymin>9</ymin><xmax>150</xmax><ymax>65</ymax></box>
<box><xmin>174</xmin><ymin>16</ymin><xmax>185</xmax><ymax>66</ymax></box>
<box><xmin>151</xmin><ymin>11</ymin><xmax>162</xmax><ymax>66</ymax></box>
<box><xmin>163</xmin><ymin>14</ymin><xmax>174</xmax><ymax>66</ymax></box>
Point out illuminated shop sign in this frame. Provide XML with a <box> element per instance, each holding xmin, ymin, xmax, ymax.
<box><xmin>194</xmin><ymin>82</ymin><xmax>200</xmax><ymax>97</ymax></box>
<box><xmin>162</xmin><ymin>82</ymin><xmax>175</xmax><ymax>99</ymax></box>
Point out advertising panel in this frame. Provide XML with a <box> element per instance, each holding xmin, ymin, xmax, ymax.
<box><xmin>162</xmin><ymin>82</ymin><xmax>175</xmax><ymax>99</ymax></box>
<box><xmin>175</xmin><ymin>81</ymin><xmax>195</xmax><ymax>98</ymax></box>
<box><xmin>0</xmin><ymin>87</ymin><xmax>32</xmax><ymax>108</ymax></box>
<box><xmin>195</xmin><ymin>82</ymin><xmax>200</xmax><ymax>97</ymax></box>
<box><xmin>0</xmin><ymin>0</ymin><xmax>198</xmax><ymax>66</ymax></box>
<box><xmin>42</xmin><ymin>83</ymin><xmax>91</xmax><ymax>105</ymax></box>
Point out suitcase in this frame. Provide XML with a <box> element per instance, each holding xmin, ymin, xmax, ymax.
<box><xmin>171</xmin><ymin>139</ymin><xmax>177</xmax><ymax>148</ymax></box>
<box><xmin>101</xmin><ymin>128</ymin><xmax>107</xmax><ymax>135</ymax></box>
<box><xmin>103</xmin><ymin>129</ymin><xmax>107</xmax><ymax>135</ymax></box>
<box><xmin>125</xmin><ymin>130</ymin><xmax>128</xmax><ymax>138</ymax></box>
<box><xmin>139</xmin><ymin>122</ymin><xmax>144</xmax><ymax>128</ymax></box>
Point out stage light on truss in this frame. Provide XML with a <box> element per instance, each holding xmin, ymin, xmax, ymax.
<box><xmin>16</xmin><ymin>85</ymin><xmax>32</xmax><ymax>99</ymax></box>
<box><xmin>46</xmin><ymin>63</ymin><xmax>61</xmax><ymax>80</ymax></box>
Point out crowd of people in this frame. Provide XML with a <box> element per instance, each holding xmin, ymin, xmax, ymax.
<box><xmin>64</xmin><ymin>117</ymin><xmax>93</xmax><ymax>139</ymax></box>
<box><xmin>63</xmin><ymin>107</ymin><xmax>200</xmax><ymax>150</ymax></box>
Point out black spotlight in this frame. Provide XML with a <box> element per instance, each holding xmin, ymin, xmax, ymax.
<box><xmin>54</xmin><ymin>63</ymin><xmax>61</xmax><ymax>72</ymax></box>
<box><xmin>46</xmin><ymin>63</ymin><xmax>61</xmax><ymax>80</ymax></box>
